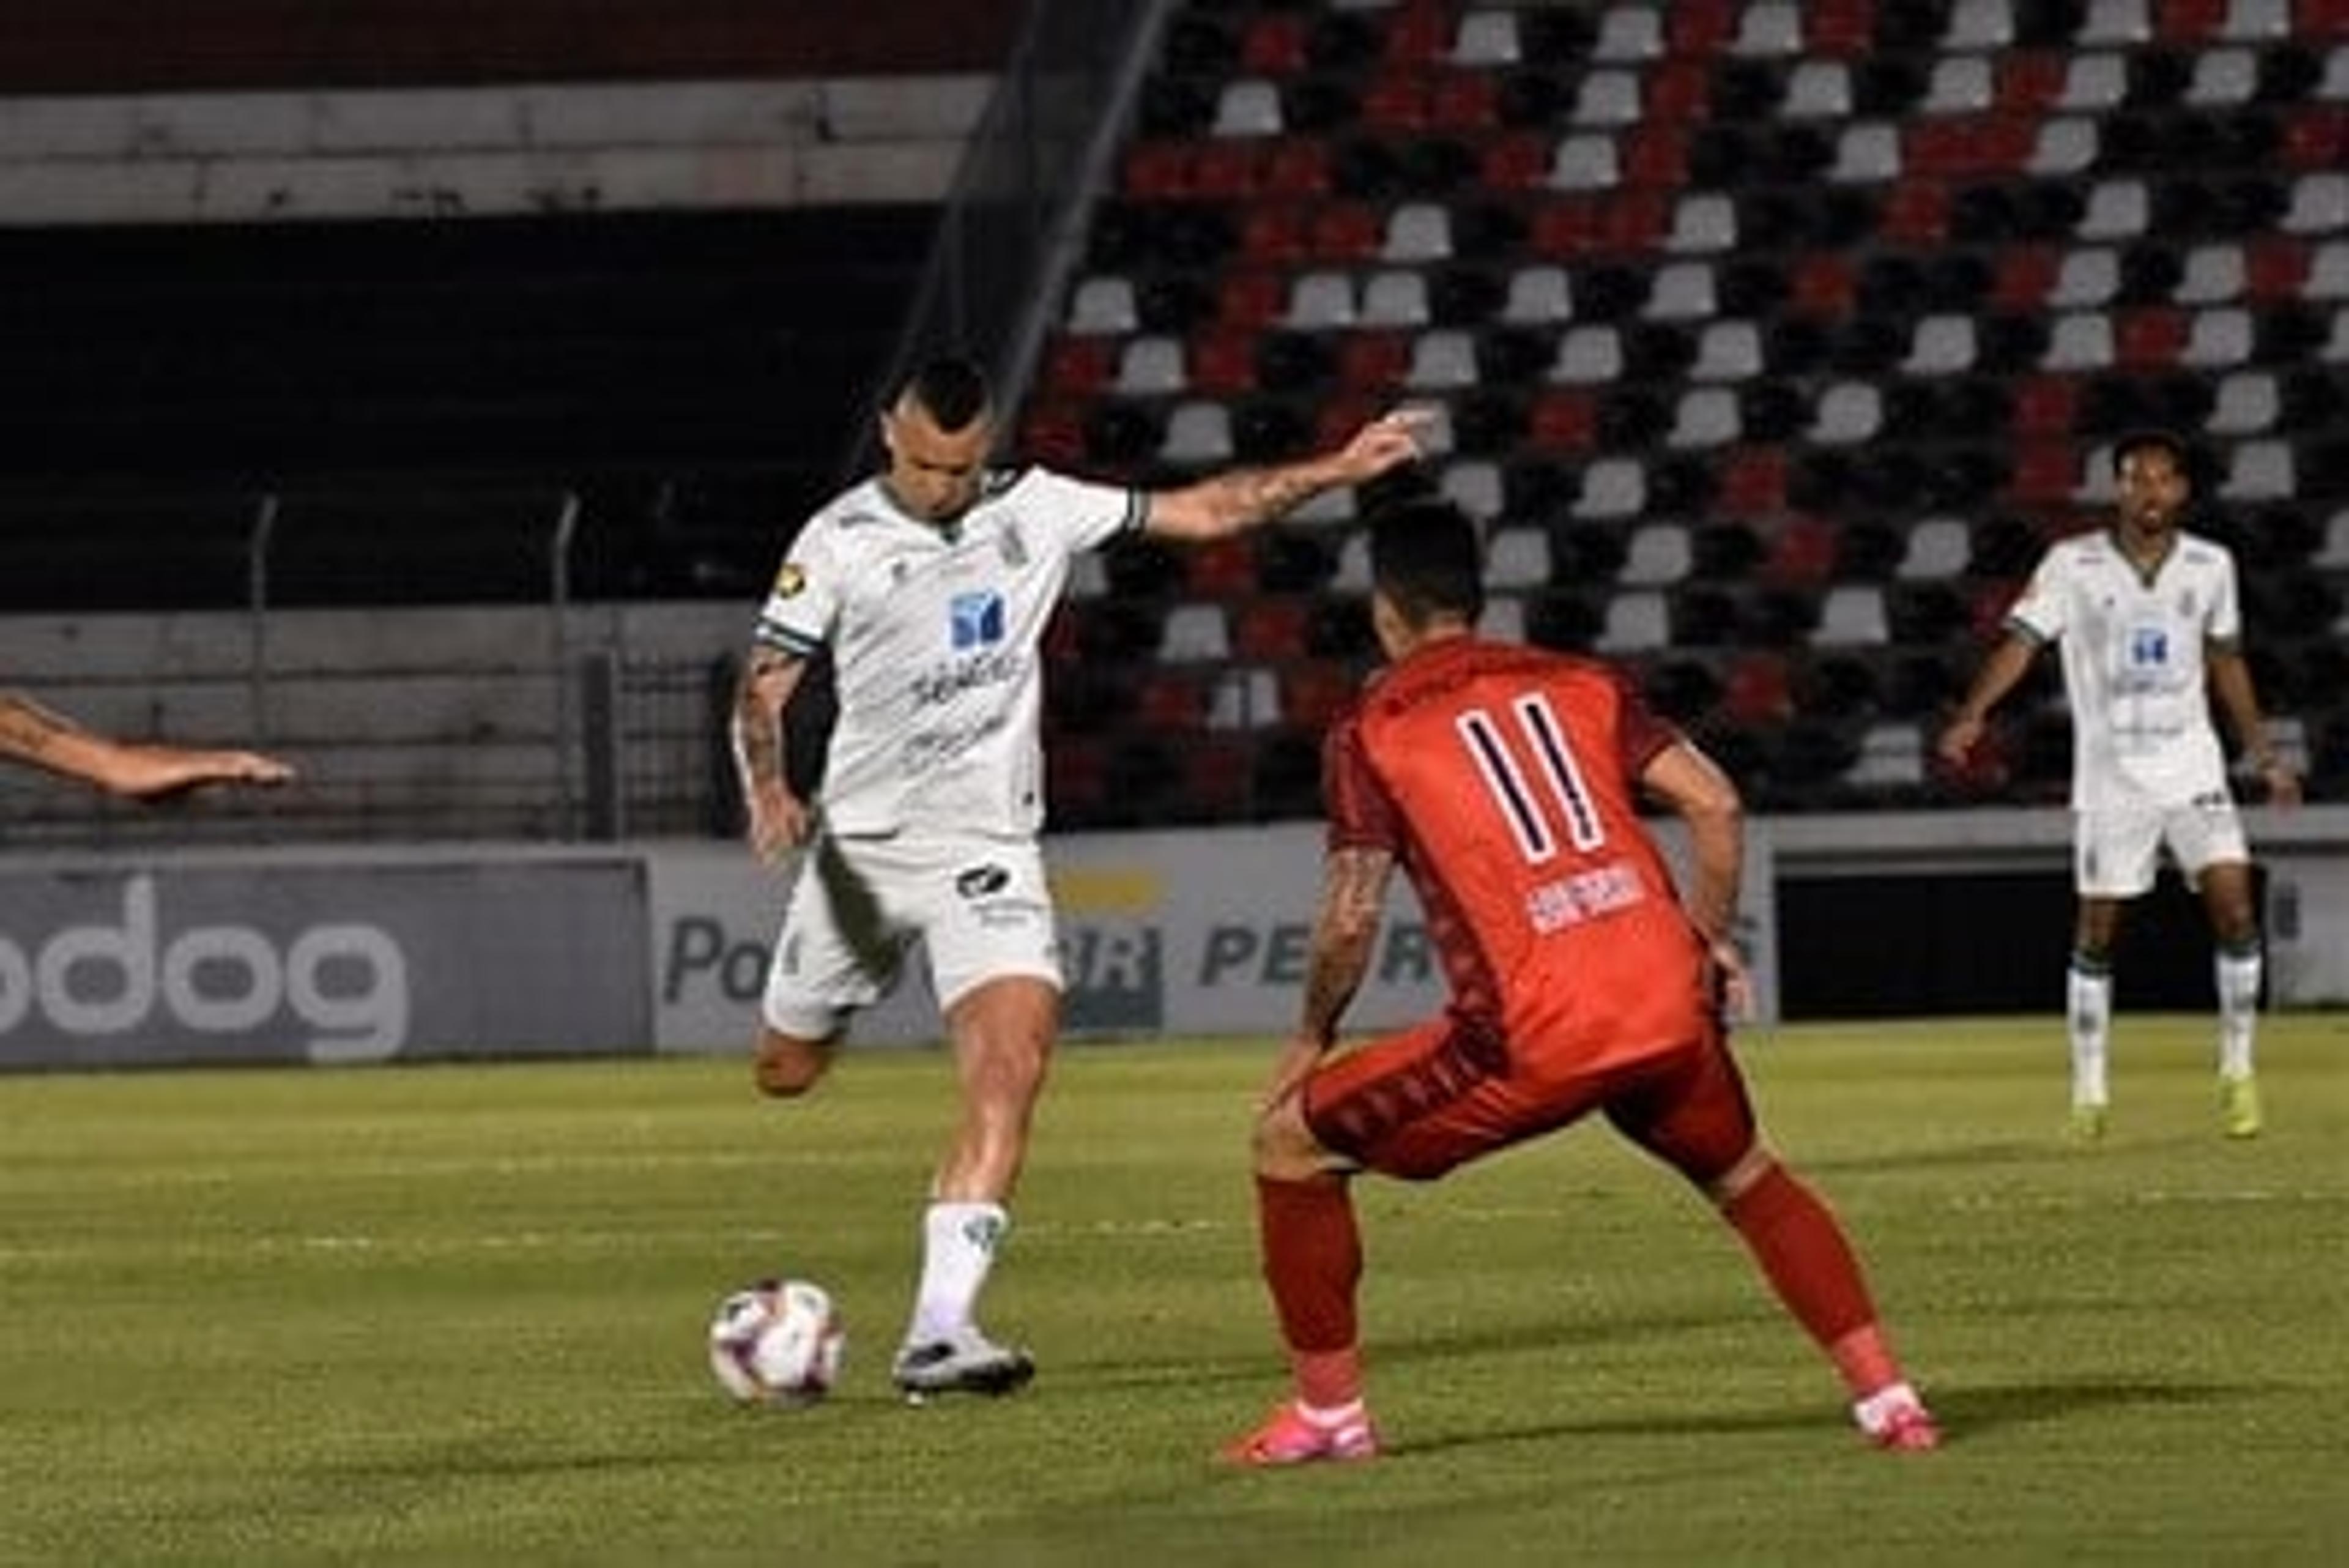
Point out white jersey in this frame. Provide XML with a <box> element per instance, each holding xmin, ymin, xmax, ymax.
<box><xmin>751</xmin><ymin>467</ymin><xmax>1143</xmax><ymax>836</ymax></box>
<box><xmin>2004</xmin><ymin>527</ymin><xmax>2240</xmax><ymax>811</ymax></box>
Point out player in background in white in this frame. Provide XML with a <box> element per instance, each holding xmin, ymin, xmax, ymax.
<box><xmin>731</xmin><ymin>355</ymin><xmax>1427</xmax><ymax>1397</ymax></box>
<box><xmin>1938</xmin><ymin>431</ymin><xmax>2300</xmax><ymax>1141</ymax></box>
<box><xmin>0</xmin><ymin>689</ymin><xmax>292</xmax><ymax>798</ymax></box>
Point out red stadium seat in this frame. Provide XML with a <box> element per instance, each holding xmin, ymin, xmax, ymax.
<box><xmin>2245</xmin><ymin>237</ymin><xmax>2312</xmax><ymax>301</ymax></box>
<box><xmin>1719</xmin><ymin>448</ymin><xmax>1789</xmax><ymax>513</ymax></box>
<box><xmin>1527</xmin><ymin>389</ymin><xmax>1600</xmax><ymax>451</ymax></box>
<box><xmin>2280</xmin><ymin>107</ymin><xmax>2348</xmax><ymax>171</ymax></box>
<box><xmin>1360</xmin><ymin>72</ymin><xmax>1431</xmax><ymax>131</ymax></box>
<box><xmin>1723</xmin><ymin>651</ymin><xmax>1794</xmax><ymax>724</ymax></box>
<box><xmin>1186</xmin><ymin>539</ymin><xmax>1258</xmax><ymax>598</ymax></box>
<box><xmin>1994</xmin><ymin>245</ymin><xmax>2061</xmax><ymax>310</ymax></box>
<box><xmin>1382</xmin><ymin>3</ymin><xmax>1452</xmax><ymax>67</ymax></box>
<box><xmin>1188</xmin><ymin>327</ymin><xmax>1258</xmax><ymax>396</ymax></box>
<box><xmin>1666</xmin><ymin>0</ymin><xmax>1739</xmax><ymax>55</ymax></box>
<box><xmin>1241</xmin><ymin>14</ymin><xmax>1308</xmax><ymax>74</ymax></box>
<box><xmin>1046</xmin><ymin>737</ymin><xmax>1111</xmax><ymax>823</ymax></box>
<box><xmin>1019</xmin><ymin>402</ymin><xmax>1085</xmax><ymax>468</ymax></box>
<box><xmin>1879</xmin><ymin>180</ymin><xmax>1953</xmax><ymax>246</ymax></box>
<box><xmin>1528</xmin><ymin>197</ymin><xmax>1605</xmax><ymax>258</ymax></box>
<box><xmin>1762</xmin><ymin>515</ymin><xmax>1840</xmax><ymax>585</ymax></box>
<box><xmin>1138</xmin><ymin>671</ymin><xmax>1206</xmax><ymax>730</ymax></box>
<box><xmin>1189</xmin><ymin>141</ymin><xmax>1262</xmax><ymax>200</ymax></box>
<box><xmin>1807</xmin><ymin>0</ymin><xmax>1875</xmax><ymax>54</ymax></box>
<box><xmin>1427</xmin><ymin>70</ymin><xmax>1500</xmax><ymax>131</ymax></box>
<box><xmin>1601</xmin><ymin>191</ymin><xmax>1671</xmax><ymax>252</ymax></box>
<box><xmin>1216</xmin><ymin>270</ymin><xmax>1286</xmax><ymax>329</ymax></box>
<box><xmin>1792</xmin><ymin>254</ymin><xmax>1859</xmax><ymax>317</ymax></box>
<box><xmin>1261</xmin><ymin>137</ymin><xmax>1332</xmax><ymax>198</ymax></box>
<box><xmin>1996</xmin><ymin>50</ymin><xmax>2067</xmax><ymax>112</ymax></box>
<box><xmin>1622</xmin><ymin>126</ymin><xmax>1690</xmax><ymax>188</ymax></box>
<box><xmin>1647</xmin><ymin>60</ymin><xmax>1711</xmax><ymax>121</ymax></box>
<box><xmin>1182</xmin><ymin>737</ymin><xmax>1258</xmax><ymax>819</ymax></box>
<box><xmin>1037</xmin><ymin>336</ymin><xmax>1114</xmax><ymax>399</ymax></box>
<box><xmin>2011</xmin><ymin>374</ymin><xmax>2081</xmax><ymax>437</ymax></box>
<box><xmin>1234</xmin><ymin>596</ymin><xmax>1311</xmax><ymax>660</ymax></box>
<box><xmin>1480</xmin><ymin>131</ymin><xmax>1556</xmax><ymax>192</ymax></box>
<box><xmin>1280</xmin><ymin>661</ymin><xmax>1359</xmax><ymax>728</ymax></box>
<box><xmin>2008</xmin><ymin>443</ymin><xmax>2079</xmax><ymax>504</ymax></box>
<box><xmin>2155</xmin><ymin>0</ymin><xmax>2228</xmax><ymax>42</ymax></box>
<box><xmin>2116</xmin><ymin>306</ymin><xmax>2189</xmax><ymax>368</ymax></box>
<box><xmin>1337</xmin><ymin>330</ymin><xmax>1413</xmax><ymax>390</ymax></box>
<box><xmin>1308</xmin><ymin>202</ymin><xmax>1383</xmax><ymax>262</ymax></box>
<box><xmin>1239</xmin><ymin>203</ymin><xmax>1310</xmax><ymax>267</ymax></box>
<box><xmin>1121</xmin><ymin>140</ymin><xmax>1192</xmax><ymax>200</ymax></box>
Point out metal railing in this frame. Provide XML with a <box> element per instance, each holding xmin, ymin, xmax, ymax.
<box><xmin>0</xmin><ymin>485</ymin><xmax>744</xmax><ymax>847</ymax></box>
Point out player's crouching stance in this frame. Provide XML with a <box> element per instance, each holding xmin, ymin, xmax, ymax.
<box><xmin>1221</xmin><ymin>500</ymin><xmax>1939</xmax><ymax>1465</ymax></box>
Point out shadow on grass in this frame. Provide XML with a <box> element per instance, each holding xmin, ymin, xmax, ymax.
<box><xmin>1800</xmin><ymin>1134</ymin><xmax>2208</xmax><ymax>1176</ymax></box>
<box><xmin>1071</xmin><ymin>1306</ymin><xmax>1752</xmax><ymax>1394</ymax></box>
<box><xmin>1393</xmin><ymin>1371</ymin><xmax>2264</xmax><ymax>1458</ymax></box>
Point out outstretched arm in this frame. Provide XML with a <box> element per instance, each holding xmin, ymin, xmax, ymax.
<box><xmin>0</xmin><ymin>691</ymin><xmax>292</xmax><ymax>800</ymax></box>
<box><xmin>1936</xmin><ymin>632</ymin><xmax>2039</xmax><ymax>767</ymax></box>
<box><xmin>2209</xmin><ymin>647</ymin><xmax>2301</xmax><ymax>808</ymax></box>
<box><xmin>1143</xmin><ymin>409</ymin><xmax>1428</xmax><ymax>543</ymax></box>
<box><xmin>729</xmin><ymin>647</ymin><xmax>815</xmax><ymax>863</ymax></box>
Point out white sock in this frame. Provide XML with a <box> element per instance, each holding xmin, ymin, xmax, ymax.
<box><xmin>2068</xmin><ymin>960</ymin><xmax>2112</xmax><ymax>1108</ymax></box>
<box><xmin>1298</xmin><ymin>1397</ymin><xmax>1367</xmax><ymax>1429</ymax></box>
<box><xmin>1852</xmin><ymin>1381</ymin><xmax>1924</xmax><ymax>1435</ymax></box>
<box><xmin>906</xmin><ymin>1200</ymin><xmax>1008</xmax><ymax>1346</ymax></box>
<box><xmin>2216</xmin><ymin>946</ymin><xmax>2261</xmax><ymax>1082</ymax></box>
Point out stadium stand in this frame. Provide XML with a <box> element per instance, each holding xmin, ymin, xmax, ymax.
<box><xmin>1027</xmin><ymin>0</ymin><xmax>2349</xmax><ymax>823</ymax></box>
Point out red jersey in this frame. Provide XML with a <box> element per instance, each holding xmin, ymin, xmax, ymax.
<box><xmin>1322</xmin><ymin>634</ymin><xmax>1712</xmax><ymax>1074</ymax></box>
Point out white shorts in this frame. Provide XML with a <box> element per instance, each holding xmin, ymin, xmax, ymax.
<box><xmin>2074</xmin><ymin>799</ymin><xmax>2250</xmax><ymax>898</ymax></box>
<box><xmin>760</xmin><ymin>828</ymin><xmax>1063</xmax><ymax>1039</ymax></box>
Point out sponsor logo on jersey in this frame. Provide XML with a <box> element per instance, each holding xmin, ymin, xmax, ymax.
<box><xmin>956</xmin><ymin>864</ymin><xmax>1012</xmax><ymax>898</ymax></box>
<box><xmin>770</xmin><ymin>563</ymin><xmax>806</xmax><ymax>598</ymax></box>
<box><xmin>951</xmin><ymin>590</ymin><xmax>1006</xmax><ymax>650</ymax></box>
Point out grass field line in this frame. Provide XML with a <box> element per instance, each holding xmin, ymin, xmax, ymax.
<box><xmin>5</xmin><ymin>1184</ymin><xmax>2334</xmax><ymax>1271</ymax></box>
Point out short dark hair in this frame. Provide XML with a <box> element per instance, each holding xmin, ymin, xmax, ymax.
<box><xmin>1368</xmin><ymin>498</ymin><xmax>1485</xmax><ymax>628</ymax></box>
<box><xmin>2112</xmin><ymin>428</ymin><xmax>2191</xmax><ymax>478</ymax></box>
<box><xmin>902</xmin><ymin>355</ymin><xmax>992</xmax><ymax>431</ymax></box>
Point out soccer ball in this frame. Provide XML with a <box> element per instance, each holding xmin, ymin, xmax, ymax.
<box><xmin>707</xmin><ymin>1279</ymin><xmax>845</xmax><ymax>1406</ymax></box>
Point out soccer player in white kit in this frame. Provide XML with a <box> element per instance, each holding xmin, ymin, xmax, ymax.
<box><xmin>730</xmin><ymin>356</ymin><xmax>1427</xmax><ymax>1397</ymax></box>
<box><xmin>1939</xmin><ymin>431</ymin><xmax>2300</xmax><ymax>1140</ymax></box>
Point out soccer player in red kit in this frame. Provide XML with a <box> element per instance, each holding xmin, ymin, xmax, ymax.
<box><xmin>1222</xmin><ymin>497</ymin><xmax>1938</xmax><ymax>1465</ymax></box>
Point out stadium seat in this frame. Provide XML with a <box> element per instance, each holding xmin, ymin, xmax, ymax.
<box><xmin>1157</xmin><ymin>601</ymin><xmax>1230</xmax><ymax>662</ymax></box>
<box><xmin>1597</xmin><ymin>590</ymin><xmax>1672</xmax><ymax>652</ymax></box>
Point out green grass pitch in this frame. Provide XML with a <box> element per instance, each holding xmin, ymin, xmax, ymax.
<box><xmin>3</xmin><ymin>1016</ymin><xmax>2343</xmax><ymax>1566</ymax></box>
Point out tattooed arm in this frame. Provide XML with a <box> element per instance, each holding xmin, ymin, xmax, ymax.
<box><xmin>729</xmin><ymin>647</ymin><xmax>813</xmax><ymax>863</ymax></box>
<box><xmin>0</xmin><ymin>690</ymin><xmax>292</xmax><ymax>799</ymax></box>
<box><xmin>1261</xmin><ymin>844</ymin><xmax>1395</xmax><ymax>1107</ymax></box>
<box><xmin>1298</xmin><ymin>845</ymin><xmax>1396</xmax><ymax>1047</ymax></box>
<box><xmin>1142</xmin><ymin>410</ymin><xmax>1428</xmax><ymax>543</ymax></box>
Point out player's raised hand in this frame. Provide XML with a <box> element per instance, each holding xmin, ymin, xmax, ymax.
<box><xmin>1334</xmin><ymin>406</ymin><xmax>1434</xmax><ymax>481</ymax></box>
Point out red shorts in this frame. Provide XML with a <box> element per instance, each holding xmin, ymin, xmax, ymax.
<box><xmin>1301</xmin><ymin>1013</ymin><xmax>1757</xmax><ymax>1185</ymax></box>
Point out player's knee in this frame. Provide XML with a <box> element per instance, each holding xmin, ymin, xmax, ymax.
<box><xmin>753</xmin><ymin>1035</ymin><xmax>831</xmax><ymax>1098</ymax></box>
<box><xmin>1248</xmin><ymin>1098</ymin><xmax>1325</xmax><ymax>1180</ymax></box>
<box><xmin>1702</xmin><ymin>1142</ymin><xmax>1778</xmax><ymax>1208</ymax></box>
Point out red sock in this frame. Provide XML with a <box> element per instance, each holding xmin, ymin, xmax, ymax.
<box><xmin>1256</xmin><ymin>1175</ymin><xmax>1363</xmax><ymax>1408</ymax></box>
<box><xmin>1723</xmin><ymin>1164</ymin><xmax>1894</xmax><ymax>1393</ymax></box>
